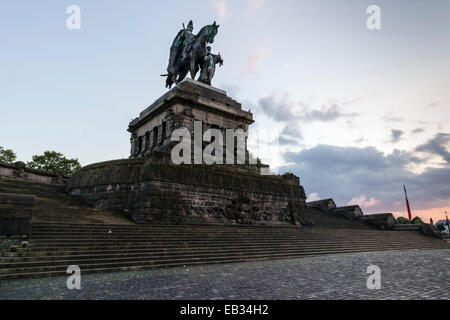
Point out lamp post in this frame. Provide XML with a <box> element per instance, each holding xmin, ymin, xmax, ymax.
<box><xmin>446</xmin><ymin>212</ymin><xmax>449</xmax><ymax>239</ymax></box>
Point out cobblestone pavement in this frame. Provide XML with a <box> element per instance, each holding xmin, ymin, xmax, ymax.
<box><xmin>1</xmin><ymin>249</ymin><xmax>449</xmax><ymax>300</ymax></box>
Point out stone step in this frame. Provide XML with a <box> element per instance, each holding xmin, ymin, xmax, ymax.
<box><xmin>27</xmin><ymin>228</ymin><xmax>428</xmax><ymax>238</ymax></box>
<box><xmin>30</xmin><ymin>229</ymin><xmax>309</xmax><ymax>236</ymax></box>
<box><xmin>29</xmin><ymin>232</ymin><xmax>426</xmax><ymax>240</ymax></box>
<box><xmin>0</xmin><ymin>254</ymin><xmax>337</xmax><ymax>280</ymax></box>
<box><xmin>23</xmin><ymin>237</ymin><xmax>446</xmax><ymax>253</ymax></box>
<box><xmin>0</xmin><ymin>248</ymin><xmax>415</xmax><ymax>281</ymax></box>
<box><xmin>2</xmin><ymin>242</ymin><xmax>430</xmax><ymax>266</ymax></box>
<box><xmin>16</xmin><ymin>236</ymin><xmax>449</xmax><ymax>254</ymax></box>
<box><xmin>27</xmin><ymin>225</ymin><xmax>417</xmax><ymax>232</ymax></box>
<box><xmin>28</xmin><ymin>228</ymin><xmax>433</xmax><ymax>236</ymax></box>
<box><xmin>1</xmin><ymin>246</ymin><xmax>447</xmax><ymax>280</ymax></box>
<box><xmin>5</xmin><ymin>241</ymin><xmax>447</xmax><ymax>263</ymax></box>
<box><xmin>10</xmin><ymin>238</ymin><xmax>447</xmax><ymax>257</ymax></box>
<box><xmin>2</xmin><ymin>241</ymin><xmax>445</xmax><ymax>266</ymax></box>
<box><xmin>28</xmin><ymin>229</ymin><xmax>438</xmax><ymax>238</ymax></box>
<box><xmin>31</xmin><ymin>221</ymin><xmax>298</xmax><ymax>228</ymax></box>
<box><xmin>27</xmin><ymin>237</ymin><xmax>438</xmax><ymax>249</ymax></box>
<box><xmin>26</xmin><ymin>230</ymin><xmax>443</xmax><ymax>242</ymax></box>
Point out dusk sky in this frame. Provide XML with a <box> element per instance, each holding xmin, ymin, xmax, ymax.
<box><xmin>1</xmin><ymin>1</ymin><xmax>449</xmax><ymax>221</ymax></box>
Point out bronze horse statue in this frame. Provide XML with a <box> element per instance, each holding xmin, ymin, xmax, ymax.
<box><xmin>163</xmin><ymin>22</ymin><xmax>220</xmax><ymax>89</ymax></box>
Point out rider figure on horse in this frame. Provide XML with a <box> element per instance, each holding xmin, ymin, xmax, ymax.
<box><xmin>167</xmin><ymin>21</ymin><xmax>195</xmax><ymax>83</ymax></box>
<box><xmin>181</xmin><ymin>21</ymin><xmax>195</xmax><ymax>60</ymax></box>
<box><xmin>164</xmin><ymin>20</ymin><xmax>221</xmax><ymax>89</ymax></box>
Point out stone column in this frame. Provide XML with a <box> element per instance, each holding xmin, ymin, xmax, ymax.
<box><xmin>130</xmin><ymin>132</ymin><xmax>138</xmax><ymax>158</ymax></box>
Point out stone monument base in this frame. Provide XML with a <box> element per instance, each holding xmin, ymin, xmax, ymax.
<box><xmin>67</xmin><ymin>159</ymin><xmax>310</xmax><ymax>226</ymax></box>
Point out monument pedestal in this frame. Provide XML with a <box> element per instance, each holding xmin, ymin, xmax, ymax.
<box><xmin>128</xmin><ymin>79</ymin><xmax>254</xmax><ymax>161</ymax></box>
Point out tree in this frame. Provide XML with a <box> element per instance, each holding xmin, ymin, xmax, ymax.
<box><xmin>412</xmin><ymin>216</ymin><xmax>424</xmax><ymax>225</ymax></box>
<box><xmin>395</xmin><ymin>216</ymin><xmax>410</xmax><ymax>224</ymax></box>
<box><xmin>27</xmin><ymin>151</ymin><xmax>81</xmax><ymax>176</ymax></box>
<box><xmin>0</xmin><ymin>146</ymin><xmax>17</xmax><ymax>163</ymax></box>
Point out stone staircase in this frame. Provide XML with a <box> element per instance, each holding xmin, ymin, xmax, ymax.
<box><xmin>0</xmin><ymin>176</ymin><xmax>448</xmax><ymax>280</ymax></box>
<box><xmin>1</xmin><ymin>222</ymin><xmax>448</xmax><ymax>280</ymax></box>
<box><xmin>0</xmin><ymin>176</ymin><xmax>132</xmax><ymax>225</ymax></box>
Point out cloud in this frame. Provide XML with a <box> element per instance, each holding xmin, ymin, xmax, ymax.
<box><xmin>278</xmin><ymin>136</ymin><xmax>302</xmax><ymax>146</ymax></box>
<box><xmin>258</xmin><ymin>94</ymin><xmax>359</xmax><ymax>123</ymax></box>
<box><xmin>382</xmin><ymin>112</ymin><xmax>437</xmax><ymax>126</ymax></box>
<box><xmin>390</xmin><ymin>129</ymin><xmax>405</xmax><ymax>143</ymax></box>
<box><xmin>341</xmin><ymin>97</ymin><xmax>363</xmax><ymax>106</ymax></box>
<box><xmin>272</xmin><ymin>124</ymin><xmax>304</xmax><ymax>147</ymax></box>
<box><xmin>411</xmin><ymin>128</ymin><xmax>425</xmax><ymax>135</ymax></box>
<box><xmin>347</xmin><ymin>195</ymin><xmax>381</xmax><ymax>209</ymax></box>
<box><xmin>304</xmin><ymin>104</ymin><xmax>342</xmax><ymax>122</ymax></box>
<box><xmin>241</xmin><ymin>49</ymin><xmax>269</xmax><ymax>74</ymax></box>
<box><xmin>308</xmin><ymin>193</ymin><xmax>321</xmax><ymax>202</ymax></box>
<box><xmin>382</xmin><ymin>113</ymin><xmax>404</xmax><ymax>122</ymax></box>
<box><xmin>281</xmin><ymin>125</ymin><xmax>303</xmax><ymax>140</ymax></box>
<box><xmin>258</xmin><ymin>94</ymin><xmax>300</xmax><ymax>122</ymax></box>
<box><xmin>211</xmin><ymin>0</ymin><xmax>227</xmax><ymax>20</ymax></box>
<box><xmin>280</xmin><ymin>144</ymin><xmax>450</xmax><ymax>214</ymax></box>
<box><xmin>246</xmin><ymin>0</ymin><xmax>265</xmax><ymax>12</ymax></box>
<box><xmin>415</xmin><ymin>132</ymin><xmax>450</xmax><ymax>164</ymax></box>
<box><xmin>220</xmin><ymin>83</ymin><xmax>241</xmax><ymax>98</ymax></box>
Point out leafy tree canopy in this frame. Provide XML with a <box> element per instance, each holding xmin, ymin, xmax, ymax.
<box><xmin>395</xmin><ymin>216</ymin><xmax>410</xmax><ymax>224</ymax></box>
<box><xmin>412</xmin><ymin>216</ymin><xmax>424</xmax><ymax>225</ymax></box>
<box><xmin>27</xmin><ymin>151</ymin><xmax>81</xmax><ymax>176</ymax></box>
<box><xmin>0</xmin><ymin>146</ymin><xmax>17</xmax><ymax>163</ymax></box>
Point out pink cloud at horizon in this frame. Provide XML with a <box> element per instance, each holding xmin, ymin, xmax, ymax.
<box><xmin>392</xmin><ymin>207</ymin><xmax>450</xmax><ymax>224</ymax></box>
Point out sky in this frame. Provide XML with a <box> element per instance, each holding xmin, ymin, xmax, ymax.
<box><xmin>1</xmin><ymin>0</ymin><xmax>449</xmax><ymax>222</ymax></box>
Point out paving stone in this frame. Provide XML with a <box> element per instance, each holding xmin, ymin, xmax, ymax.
<box><xmin>0</xmin><ymin>249</ymin><xmax>449</xmax><ymax>300</ymax></box>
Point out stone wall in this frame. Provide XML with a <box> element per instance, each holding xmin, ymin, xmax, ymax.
<box><xmin>360</xmin><ymin>213</ymin><xmax>395</xmax><ymax>230</ymax></box>
<box><xmin>307</xmin><ymin>199</ymin><xmax>337</xmax><ymax>211</ymax></box>
<box><xmin>420</xmin><ymin>223</ymin><xmax>443</xmax><ymax>239</ymax></box>
<box><xmin>333</xmin><ymin>205</ymin><xmax>364</xmax><ymax>220</ymax></box>
<box><xmin>0</xmin><ymin>193</ymin><xmax>34</xmax><ymax>247</ymax></box>
<box><xmin>0</xmin><ymin>161</ymin><xmax>68</xmax><ymax>185</ymax></box>
<box><xmin>392</xmin><ymin>223</ymin><xmax>443</xmax><ymax>239</ymax></box>
<box><xmin>67</xmin><ymin>160</ymin><xmax>310</xmax><ymax>226</ymax></box>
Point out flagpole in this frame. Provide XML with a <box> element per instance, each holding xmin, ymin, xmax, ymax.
<box><xmin>404</xmin><ymin>185</ymin><xmax>412</xmax><ymax>222</ymax></box>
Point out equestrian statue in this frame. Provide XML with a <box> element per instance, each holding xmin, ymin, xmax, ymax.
<box><xmin>162</xmin><ymin>20</ymin><xmax>223</xmax><ymax>89</ymax></box>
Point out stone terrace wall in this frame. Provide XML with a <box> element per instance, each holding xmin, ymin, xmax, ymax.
<box><xmin>67</xmin><ymin>159</ymin><xmax>310</xmax><ymax>226</ymax></box>
<box><xmin>307</xmin><ymin>199</ymin><xmax>337</xmax><ymax>211</ymax></box>
<box><xmin>0</xmin><ymin>161</ymin><xmax>68</xmax><ymax>185</ymax></box>
<box><xmin>333</xmin><ymin>205</ymin><xmax>363</xmax><ymax>220</ymax></box>
<box><xmin>360</xmin><ymin>213</ymin><xmax>395</xmax><ymax>230</ymax></box>
<box><xmin>0</xmin><ymin>193</ymin><xmax>34</xmax><ymax>247</ymax></box>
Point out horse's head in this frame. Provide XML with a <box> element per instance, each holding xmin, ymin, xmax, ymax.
<box><xmin>200</xmin><ymin>21</ymin><xmax>220</xmax><ymax>44</ymax></box>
